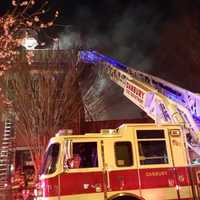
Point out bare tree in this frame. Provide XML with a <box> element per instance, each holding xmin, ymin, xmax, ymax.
<box><xmin>0</xmin><ymin>49</ymin><xmax>99</xmax><ymax>179</ymax></box>
<box><xmin>0</xmin><ymin>0</ymin><xmax>60</xmax><ymax>173</ymax></box>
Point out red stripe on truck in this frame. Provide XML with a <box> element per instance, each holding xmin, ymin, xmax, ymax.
<box><xmin>41</xmin><ymin>166</ymin><xmax>191</xmax><ymax>197</ymax></box>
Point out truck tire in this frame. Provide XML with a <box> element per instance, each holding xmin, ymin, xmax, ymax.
<box><xmin>113</xmin><ymin>196</ymin><xmax>140</xmax><ymax>200</ymax></box>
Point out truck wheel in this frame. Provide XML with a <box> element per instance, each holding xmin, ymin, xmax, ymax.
<box><xmin>113</xmin><ymin>196</ymin><xmax>139</xmax><ymax>200</ymax></box>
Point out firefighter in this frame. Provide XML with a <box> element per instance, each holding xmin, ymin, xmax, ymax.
<box><xmin>67</xmin><ymin>154</ymin><xmax>81</xmax><ymax>168</ymax></box>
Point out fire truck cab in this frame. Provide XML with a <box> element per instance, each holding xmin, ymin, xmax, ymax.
<box><xmin>38</xmin><ymin>123</ymin><xmax>200</xmax><ymax>200</ymax></box>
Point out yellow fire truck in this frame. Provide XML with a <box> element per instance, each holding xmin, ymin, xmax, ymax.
<box><xmin>37</xmin><ymin>124</ymin><xmax>200</xmax><ymax>200</ymax></box>
<box><xmin>37</xmin><ymin>51</ymin><xmax>200</xmax><ymax>199</ymax></box>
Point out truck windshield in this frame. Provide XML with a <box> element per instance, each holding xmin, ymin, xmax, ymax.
<box><xmin>40</xmin><ymin>143</ymin><xmax>60</xmax><ymax>175</ymax></box>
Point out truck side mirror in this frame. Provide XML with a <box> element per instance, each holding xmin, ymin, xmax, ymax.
<box><xmin>63</xmin><ymin>140</ymin><xmax>73</xmax><ymax>171</ymax></box>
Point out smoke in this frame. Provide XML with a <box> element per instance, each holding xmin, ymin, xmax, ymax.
<box><xmin>85</xmin><ymin>3</ymin><xmax>163</xmax><ymax>72</ymax></box>
<box><xmin>56</xmin><ymin>29</ymin><xmax>82</xmax><ymax>49</ymax></box>
<box><xmin>56</xmin><ymin>2</ymin><xmax>168</xmax><ymax>120</ymax></box>
<box><xmin>57</xmin><ymin>2</ymin><xmax>164</xmax><ymax>71</ymax></box>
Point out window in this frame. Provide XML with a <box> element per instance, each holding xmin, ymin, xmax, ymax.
<box><xmin>41</xmin><ymin>143</ymin><xmax>60</xmax><ymax>175</ymax></box>
<box><xmin>70</xmin><ymin>142</ymin><xmax>98</xmax><ymax>168</ymax></box>
<box><xmin>15</xmin><ymin>149</ymin><xmax>33</xmax><ymax>169</ymax></box>
<box><xmin>137</xmin><ymin>130</ymin><xmax>165</xmax><ymax>139</ymax></box>
<box><xmin>115</xmin><ymin>142</ymin><xmax>133</xmax><ymax>167</ymax></box>
<box><xmin>137</xmin><ymin>130</ymin><xmax>169</xmax><ymax>165</ymax></box>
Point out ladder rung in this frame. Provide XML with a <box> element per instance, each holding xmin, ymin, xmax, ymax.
<box><xmin>1</xmin><ymin>146</ymin><xmax>9</xmax><ymax>149</ymax></box>
<box><xmin>0</xmin><ymin>160</ymin><xmax>9</xmax><ymax>162</ymax></box>
<box><xmin>5</xmin><ymin>127</ymin><xmax>12</xmax><ymax>129</ymax></box>
<box><xmin>0</xmin><ymin>179</ymin><xmax>7</xmax><ymax>182</ymax></box>
<box><xmin>1</xmin><ymin>144</ymin><xmax>11</xmax><ymax>147</ymax></box>
<box><xmin>2</xmin><ymin>139</ymin><xmax>11</xmax><ymax>142</ymax></box>
<box><xmin>4</xmin><ymin>129</ymin><xmax>12</xmax><ymax>132</ymax></box>
<box><xmin>2</xmin><ymin>138</ymin><xmax>14</xmax><ymax>141</ymax></box>
<box><xmin>0</xmin><ymin>155</ymin><xmax>9</xmax><ymax>158</ymax></box>
<box><xmin>0</xmin><ymin>180</ymin><xmax>7</xmax><ymax>183</ymax></box>
<box><xmin>0</xmin><ymin>160</ymin><xmax>9</xmax><ymax>163</ymax></box>
<box><xmin>1</xmin><ymin>143</ymin><xmax>12</xmax><ymax>145</ymax></box>
<box><xmin>0</xmin><ymin>180</ymin><xmax>7</xmax><ymax>182</ymax></box>
<box><xmin>0</xmin><ymin>162</ymin><xmax>8</xmax><ymax>165</ymax></box>
<box><xmin>2</xmin><ymin>137</ymin><xmax>13</xmax><ymax>139</ymax></box>
<box><xmin>5</xmin><ymin>122</ymin><xmax>12</xmax><ymax>124</ymax></box>
<box><xmin>0</xmin><ymin>153</ymin><xmax>9</xmax><ymax>155</ymax></box>
<box><xmin>5</xmin><ymin>127</ymin><xmax>12</xmax><ymax>130</ymax></box>
<box><xmin>0</xmin><ymin>163</ymin><xmax>8</xmax><ymax>167</ymax></box>
<box><xmin>0</xmin><ymin>176</ymin><xmax>7</xmax><ymax>178</ymax></box>
<box><xmin>0</xmin><ymin>175</ymin><xmax>8</xmax><ymax>178</ymax></box>
<box><xmin>1</xmin><ymin>142</ymin><xmax>12</xmax><ymax>145</ymax></box>
<box><xmin>2</xmin><ymin>136</ymin><xmax>14</xmax><ymax>138</ymax></box>
<box><xmin>0</xmin><ymin>185</ymin><xmax>8</xmax><ymax>188</ymax></box>
<box><xmin>1</xmin><ymin>146</ymin><xmax>11</xmax><ymax>149</ymax></box>
<box><xmin>4</xmin><ymin>131</ymin><xmax>12</xmax><ymax>134</ymax></box>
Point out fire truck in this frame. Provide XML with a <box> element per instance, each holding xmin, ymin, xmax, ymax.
<box><xmin>36</xmin><ymin>51</ymin><xmax>200</xmax><ymax>200</ymax></box>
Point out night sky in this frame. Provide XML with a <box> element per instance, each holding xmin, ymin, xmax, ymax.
<box><xmin>55</xmin><ymin>0</ymin><xmax>200</xmax><ymax>120</ymax></box>
<box><xmin>1</xmin><ymin>0</ymin><xmax>200</xmax><ymax>120</ymax></box>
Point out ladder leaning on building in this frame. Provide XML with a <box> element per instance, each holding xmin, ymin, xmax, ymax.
<box><xmin>0</xmin><ymin>115</ymin><xmax>15</xmax><ymax>197</ymax></box>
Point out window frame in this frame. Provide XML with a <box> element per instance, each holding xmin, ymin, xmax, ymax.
<box><xmin>67</xmin><ymin>140</ymin><xmax>101</xmax><ymax>171</ymax></box>
<box><xmin>114</xmin><ymin>141</ymin><xmax>134</xmax><ymax>167</ymax></box>
<box><xmin>135</xmin><ymin>129</ymin><xmax>172</xmax><ymax>168</ymax></box>
<box><xmin>40</xmin><ymin>142</ymin><xmax>60</xmax><ymax>175</ymax></box>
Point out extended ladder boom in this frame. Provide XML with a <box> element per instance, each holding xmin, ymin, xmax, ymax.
<box><xmin>79</xmin><ymin>50</ymin><xmax>200</xmax><ymax>156</ymax></box>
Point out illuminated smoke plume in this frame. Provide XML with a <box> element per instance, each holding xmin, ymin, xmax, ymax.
<box><xmin>84</xmin><ymin>3</ymin><xmax>164</xmax><ymax>119</ymax></box>
<box><xmin>56</xmin><ymin>2</ymin><xmax>167</xmax><ymax>120</ymax></box>
<box><xmin>56</xmin><ymin>27</ymin><xmax>82</xmax><ymax>49</ymax></box>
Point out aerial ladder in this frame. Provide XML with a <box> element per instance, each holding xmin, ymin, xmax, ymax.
<box><xmin>79</xmin><ymin>50</ymin><xmax>200</xmax><ymax>162</ymax></box>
